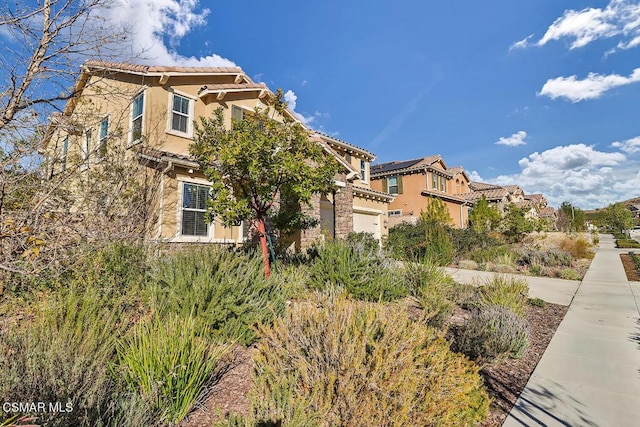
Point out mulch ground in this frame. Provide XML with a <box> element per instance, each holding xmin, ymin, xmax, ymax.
<box><xmin>620</xmin><ymin>253</ymin><xmax>640</xmax><ymax>281</ymax></box>
<box><xmin>481</xmin><ymin>302</ymin><xmax>568</xmax><ymax>426</ymax></box>
<box><xmin>182</xmin><ymin>302</ymin><xmax>569</xmax><ymax>427</ymax></box>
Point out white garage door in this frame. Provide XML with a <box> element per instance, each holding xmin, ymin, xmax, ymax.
<box><xmin>353</xmin><ymin>212</ymin><xmax>381</xmax><ymax>240</ymax></box>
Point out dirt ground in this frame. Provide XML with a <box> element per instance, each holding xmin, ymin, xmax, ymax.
<box><xmin>182</xmin><ymin>301</ymin><xmax>569</xmax><ymax>427</ymax></box>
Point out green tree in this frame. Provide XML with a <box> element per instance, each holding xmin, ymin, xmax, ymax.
<box><xmin>558</xmin><ymin>201</ymin><xmax>586</xmax><ymax>232</ymax></box>
<box><xmin>420</xmin><ymin>197</ymin><xmax>453</xmax><ymax>227</ymax></box>
<box><xmin>190</xmin><ymin>91</ymin><xmax>340</xmax><ymax>277</ymax></box>
<box><xmin>605</xmin><ymin>202</ymin><xmax>634</xmax><ymax>234</ymax></box>
<box><xmin>500</xmin><ymin>204</ymin><xmax>534</xmax><ymax>243</ymax></box>
<box><xmin>468</xmin><ymin>195</ymin><xmax>501</xmax><ymax>232</ymax></box>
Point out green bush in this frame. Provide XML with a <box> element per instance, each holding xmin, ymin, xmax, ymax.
<box><xmin>630</xmin><ymin>252</ymin><xmax>640</xmax><ymax>271</ymax></box>
<box><xmin>479</xmin><ymin>275</ymin><xmax>529</xmax><ymax>317</ymax></box>
<box><xmin>346</xmin><ymin>231</ymin><xmax>380</xmax><ymax>251</ymax></box>
<box><xmin>528</xmin><ymin>297</ymin><xmax>546</xmax><ymax>307</ymax></box>
<box><xmin>469</xmin><ymin>245</ymin><xmax>513</xmax><ymax>264</ymax></box>
<box><xmin>453</xmin><ymin>306</ymin><xmax>529</xmax><ymax>365</ymax></box>
<box><xmin>516</xmin><ymin>247</ymin><xmax>572</xmax><ymax>267</ymax></box>
<box><xmin>404</xmin><ymin>262</ymin><xmax>456</xmax><ymax>327</ymax></box>
<box><xmin>151</xmin><ymin>247</ymin><xmax>286</xmax><ymax>345</ymax></box>
<box><xmin>384</xmin><ymin>221</ymin><xmax>455</xmax><ymax>265</ymax></box>
<box><xmin>616</xmin><ymin>239</ymin><xmax>640</xmax><ymax>248</ymax></box>
<box><xmin>116</xmin><ymin>314</ymin><xmax>231</xmax><ymax>425</ymax></box>
<box><xmin>0</xmin><ymin>288</ymin><xmax>124</xmax><ymax>427</ymax></box>
<box><xmin>249</xmin><ymin>291</ymin><xmax>490</xmax><ymax>426</ymax></box>
<box><xmin>558</xmin><ymin>268</ymin><xmax>582</xmax><ymax>280</ymax></box>
<box><xmin>384</xmin><ymin>221</ymin><xmax>427</xmax><ymax>260</ymax></box>
<box><xmin>448</xmin><ymin>227</ymin><xmax>500</xmax><ymax>259</ymax></box>
<box><xmin>308</xmin><ymin>241</ymin><xmax>407</xmax><ymax>301</ymax></box>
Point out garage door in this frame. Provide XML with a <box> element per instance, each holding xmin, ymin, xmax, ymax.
<box><xmin>353</xmin><ymin>212</ymin><xmax>381</xmax><ymax>240</ymax></box>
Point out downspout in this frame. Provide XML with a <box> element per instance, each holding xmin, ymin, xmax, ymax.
<box><xmin>155</xmin><ymin>160</ymin><xmax>173</xmax><ymax>239</ymax></box>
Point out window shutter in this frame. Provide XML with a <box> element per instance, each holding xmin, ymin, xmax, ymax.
<box><xmin>381</xmin><ymin>177</ymin><xmax>388</xmax><ymax>193</ymax></box>
<box><xmin>397</xmin><ymin>175</ymin><xmax>403</xmax><ymax>194</ymax></box>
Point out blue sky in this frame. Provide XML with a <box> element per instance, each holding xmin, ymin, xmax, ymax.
<box><xmin>81</xmin><ymin>1</ymin><xmax>640</xmax><ymax>208</ymax></box>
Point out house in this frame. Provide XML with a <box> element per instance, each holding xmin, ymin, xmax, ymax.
<box><xmin>369</xmin><ymin>155</ymin><xmax>472</xmax><ymax>228</ymax></box>
<box><xmin>43</xmin><ymin>61</ymin><xmax>392</xmax><ymax>249</ymax></box>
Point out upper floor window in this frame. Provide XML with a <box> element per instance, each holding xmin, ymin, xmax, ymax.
<box><xmin>81</xmin><ymin>129</ymin><xmax>92</xmax><ymax>170</ymax></box>
<box><xmin>387</xmin><ymin>175</ymin><xmax>402</xmax><ymax>194</ymax></box>
<box><xmin>360</xmin><ymin>159</ymin><xmax>367</xmax><ymax>182</ymax></box>
<box><xmin>171</xmin><ymin>94</ymin><xmax>192</xmax><ymax>135</ymax></box>
<box><xmin>60</xmin><ymin>136</ymin><xmax>69</xmax><ymax>172</ymax></box>
<box><xmin>98</xmin><ymin>116</ymin><xmax>109</xmax><ymax>159</ymax></box>
<box><xmin>181</xmin><ymin>182</ymin><xmax>210</xmax><ymax>237</ymax></box>
<box><xmin>231</xmin><ymin>105</ymin><xmax>244</xmax><ymax>122</ymax></box>
<box><xmin>431</xmin><ymin>173</ymin><xmax>446</xmax><ymax>192</ymax></box>
<box><xmin>130</xmin><ymin>91</ymin><xmax>144</xmax><ymax>144</ymax></box>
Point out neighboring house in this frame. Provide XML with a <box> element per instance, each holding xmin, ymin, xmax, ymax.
<box><xmin>43</xmin><ymin>61</ymin><xmax>392</xmax><ymax>249</ymax></box>
<box><xmin>369</xmin><ymin>155</ymin><xmax>472</xmax><ymax>228</ymax></box>
<box><xmin>629</xmin><ymin>204</ymin><xmax>640</xmax><ymax>218</ymax></box>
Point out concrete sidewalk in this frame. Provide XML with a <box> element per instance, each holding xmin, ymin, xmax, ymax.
<box><xmin>503</xmin><ymin>234</ymin><xmax>640</xmax><ymax>426</ymax></box>
<box><xmin>444</xmin><ymin>268</ymin><xmax>581</xmax><ymax>306</ymax></box>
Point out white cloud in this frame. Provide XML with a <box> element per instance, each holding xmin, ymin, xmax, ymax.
<box><xmin>496</xmin><ymin>131</ymin><xmax>528</xmax><ymax>146</ymax></box>
<box><xmin>99</xmin><ymin>0</ymin><xmax>235</xmax><ymax>67</ymax></box>
<box><xmin>467</xmin><ymin>170</ymin><xmax>484</xmax><ymax>182</ymax></box>
<box><xmin>539</xmin><ymin>68</ymin><xmax>640</xmax><ymax>102</ymax></box>
<box><xmin>509</xmin><ymin>34</ymin><xmax>533</xmax><ymax>51</ymax></box>
<box><xmin>283</xmin><ymin>89</ymin><xmax>324</xmax><ymax>127</ymax></box>
<box><xmin>532</xmin><ymin>0</ymin><xmax>640</xmax><ymax>51</ymax></box>
<box><xmin>612</xmin><ymin>136</ymin><xmax>640</xmax><ymax>153</ymax></box>
<box><xmin>485</xmin><ymin>143</ymin><xmax>637</xmax><ymax>209</ymax></box>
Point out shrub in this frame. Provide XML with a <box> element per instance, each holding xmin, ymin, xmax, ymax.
<box><xmin>559</xmin><ymin>268</ymin><xmax>582</xmax><ymax>280</ymax></box>
<box><xmin>528</xmin><ymin>297</ymin><xmax>546</xmax><ymax>307</ymax></box>
<box><xmin>346</xmin><ymin>231</ymin><xmax>380</xmax><ymax>251</ymax></box>
<box><xmin>479</xmin><ymin>275</ymin><xmax>529</xmax><ymax>317</ymax></box>
<box><xmin>151</xmin><ymin>247</ymin><xmax>286</xmax><ymax>345</ymax></box>
<box><xmin>453</xmin><ymin>306</ymin><xmax>529</xmax><ymax>365</ymax></box>
<box><xmin>558</xmin><ymin>236</ymin><xmax>593</xmax><ymax>259</ymax></box>
<box><xmin>116</xmin><ymin>314</ymin><xmax>231</xmax><ymax>425</ymax></box>
<box><xmin>249</xmin><ymin>291</ymin><xmax>490</xmax><ymax>426</ymax></box>
<box><xmin>448</xmin><ymin>227</ymin><xmax>500</xmax><ymax>259</ymax></box>
<box><xmin>458</xmin><ymin>259</ymin><xmax>479</xmax><ymax>270</ymax></box>
<box><xmin>529</xmin><ymin>263</ymin><xmax>543</xmax><ymax>276</ymax></box>
<box><xmin>469</xmin><ymin>245</ymin><xmax>513</xmax><ymax>264</ymax></box>
<box><xmin>516</xmin><ymin>247</ymin><xmax>572</xmax><ymax>267</ymax></box>
<box><xmin>0</xmin><ymin>288</ymin><xmax>123</xmax><ymax>427</ymax></box>
<box><xmin>384</xmin><ymin>221</ymin><xmax>427</xmax><ymax>260</ymax></box>
<box><xmin>404</xmin><ymin>262</ymin><xmax>456</xmax><ymax>327</ymax></box>
<box><xmin>616</xmin><ymin>239</ymin><xmax>640</xmax><ymax>248</ymax></box>
<box><xmin>308</xmin><ymin>241</ymin><xmax>407</xmax><ymax>301</ymax></box>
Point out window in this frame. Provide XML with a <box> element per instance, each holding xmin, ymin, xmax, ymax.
<box><xmin>231</xmin><ymin>105</ymin><xmax>244</xmax><ymax>122</ymax></box>
<box><xmin>431</xmin><ymin>173</ymin><xmax>437</xmax><ymax>190</ymax></box>
<box><xmin>81</xmin><ymin>129</ymin><xmax>92</xmax><ymax>169</ymax></box>
<box><xmin>440</xmin><ymin>176</ymin><xmax>446</xmax><ymax>192</ymax></box>
<box><xmin>388</xmin><ymin>210</ymin><xmax>402</xmax><ymax>217</ymax></box>
<box><xmin>130</xmin><ymin>91</ymin><xmax>144</xmax><ymax>144</ymax></box>
<box><xmin>171</xmin><ymin>94</ymin><xmax>191</xmax><ymax>134</ymax></box>
<box><xmin>345</xmin><ymin>153</ymin><xmax>352</xmax><ymax>164</ymax></box>
<box><xmin>60</xmin><ymin>136</ymin><xmax>69</xmax><ymax>172</ymax></box>
<box><xmin>98</xmin><ymin>117</ymin><xmax>108</xmax><ymax>159</ymax></box>
<box><xmin>387</xmin><ymin>176</ymin><xmax>399</xmax><ymax>194</ymax></box>
<box><xmin>181</xmin><ymin>183</ymin><xmax>210</xmax><ymax>236</ymax></box>
<box><xmin>360</xmin><ymin>159</ymin><xmax>367</xmax><ymax>182</ymax></box>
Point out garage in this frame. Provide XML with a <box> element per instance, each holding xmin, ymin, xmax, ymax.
<box><xmin>353</xmin><ymin>211</ymin><xmax>381</xmax><ymax>240</ymax></box>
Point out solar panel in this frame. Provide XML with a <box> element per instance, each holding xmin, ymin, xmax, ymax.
<box><xmin>371</xmin><ymin>158</ymin><xmax>422</xmax><ymax>174</ymax></box>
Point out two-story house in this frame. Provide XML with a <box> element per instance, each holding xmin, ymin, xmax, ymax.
<box><xmin>370</xmin><ymin>155</ymin><xmax>472</xmax><ymax>228</ymax></box>
<box><xmin>43</xmin><ymin>61</ymin><xmax>392</xmax><ymax>249</ymax></box>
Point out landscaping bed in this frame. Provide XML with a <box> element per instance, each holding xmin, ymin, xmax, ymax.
<box><xmin>181</xmin><ymin>297</ymin><xmax>569</xmax><ymax>427</ymax></box>
<box><xmin>620</xmin><ymin>253</ymin><xmax>640</xmax><ymax>281</ymax></box>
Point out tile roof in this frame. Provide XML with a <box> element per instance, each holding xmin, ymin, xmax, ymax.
<box><xmin>313</xmin><ymin>132</ymin><xmax>375</xmax><ymax>159</ymax></box>
<box><xmin>538</xmin><ymin>207</ymin><xmax>557</xmax><ymax>218</ymax></box>
<box><xmin>503</xmin><ymin>185</ymin><xmax>523</xmax><ymax>194</ymax></box>
<box><xmin>137</xmin><ymin>146</ymin><xmax>200</xmax><ymax>168</ymax></box>
<box><xmin>198</xmin><ymin>82</ymin><xmax>268</xmax><ymax>95</ymax></box>
<box><xmin>352</xmin><ymin>185</ymin><xmax>395</xmax><ymax>201</ymax></box>
<box><xmin>84</xmin><ymin>60</ymin><xmax>244</xmax><ymax>76</ymax></box>
<box><xmin>457</xmin><ymin>188</ymin><xmax>510</xmax><ymax>201</ymax></box>
<box><xmin>420</xmin><ymin>189</ymin><xmax>468</xmax><ymax>204</ymax></box>
<box><xmin>469</xmin><ymin>181</ymin><xmax>502</xmax><ymax>191</ymax></box>
<box><xmin>525</xmin><ymin>193</ymin><xmax>545</xmax><ymax>202</ymax></box>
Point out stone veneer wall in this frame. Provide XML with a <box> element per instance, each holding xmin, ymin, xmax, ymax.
<box><xmin>299</xmin><ymin>192</ymin><xmax>322</xmax><ymax>249</ymax></box>
<box><xmin>334</xmin><ymin>180</ymin><xmax>353</xmax><ymax>239</ymax></box>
